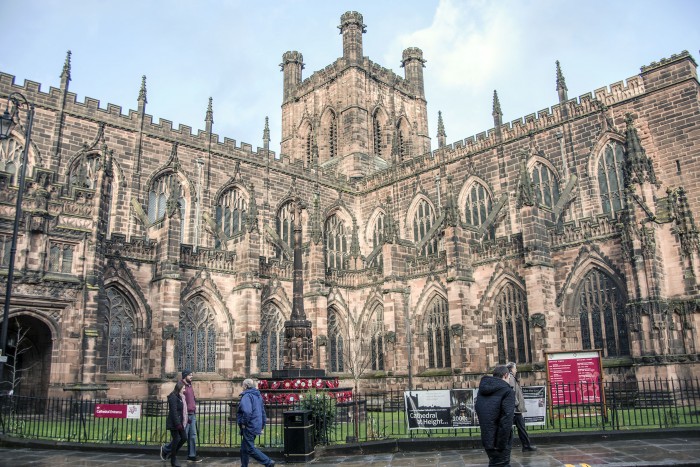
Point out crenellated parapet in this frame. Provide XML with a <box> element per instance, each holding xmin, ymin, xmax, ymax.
<box><xmin>0</xmin><ymin>72</ymin><xmax>277</xmax><ymax>164</ymax></box>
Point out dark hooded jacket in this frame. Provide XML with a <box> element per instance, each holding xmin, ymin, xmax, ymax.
<box><xmin>475</xmin><ymin>375</ymin><xmax>515</xmax><ymax>450</ymax></box>
<box><xmin>236</xmin><ymin>388</ymin><xmax>267</xmax><ymax>435</ymax></box>
<box><xmin>166</xmin><ymin>392</ymin><xmax>186</xmax><ymax>431</ymax></box>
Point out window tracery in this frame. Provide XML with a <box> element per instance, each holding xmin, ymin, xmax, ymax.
<box><xmin>177</xmin><ymin>296</ymin><xmax>217</xmax><ymax>373</ymax></box>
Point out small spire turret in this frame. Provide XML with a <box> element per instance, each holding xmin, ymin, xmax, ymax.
<box><xmin>60</xmin><ymin>50</ymin><xmax>71</xmax><ymax>90</ymax></box>
<box><xmin>205</xmin><ymin>97</ymin><xmax>213</xmax><ymax>133</ymax></box>
<box><xmin>556</xmin><ymin>60</ymin><xmax>568</xmax><ymax>103</ymax></box>
<box><xmin>137</xmin><ymin>75</ymin><xmax>147</xmax><ymax>113</ymax></box>
<box><xmin>492</xmin><ymin>90</ymin><xmax>503</xmax><ymax>128</ymax></box>
<box><xmin>437</xmin><ymin>111</ymin><xmax>446</xmax><ymax>148</ymax></box>
<box><xmin>263</xmin><ymin>116</ymin><xmax>270</xmax><ymax>151</ymax></box>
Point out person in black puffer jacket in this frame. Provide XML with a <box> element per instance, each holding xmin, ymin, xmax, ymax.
<box><xmin>475</xmin><ymin>365</ymin><xmax>515</xmax><ymax>466</ymax></box>
<box><xmin>165</xmin><ymin>381</ymin><xmax>188</xmax><ymax>467</ymax></box>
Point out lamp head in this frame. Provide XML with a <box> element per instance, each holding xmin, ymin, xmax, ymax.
<box><xmin>0</xmin><ymin>107</ymin><xmax>13</xmax><ymax>140</ymax></box>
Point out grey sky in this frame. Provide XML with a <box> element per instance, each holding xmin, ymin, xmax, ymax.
<box><xmin>2</xmin><ymin>0</ymin><xmax>699</xmax><ymax>154</ymax></box>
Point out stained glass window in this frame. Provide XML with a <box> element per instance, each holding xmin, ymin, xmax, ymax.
<box><xmin>0</xmin><ymin>138</ymin><xmax>24</xmax><ymax>185</ymax></box>
<box><xmin>373</xmin><ymin>111</ymin><xmax>382</xmax><ymax>157</ymax></box>
<box><xmin>177</xmin><ymin>296</ymin><xmax>217</xmax><ymax>373</ymax></box>
<box><xmin>259</xmin><ymin>303</ymin><xmax>285</xmax><ymax>373</ymax></box>
<box><xmin>531</xmin><ymin>162</ymin><xmax>560</xmax><ymax>209</ymax></box>
<box><xmin>148</xmin><ymin>173</ymin><xmax>186</xmax><ymax>242</ymax></box>
<box><xmin>371</xmin><ymin>211</ymin><xmax>385</xmax><ymax>267</ymax></box>
<box><xmin>465</xmin><ymin>181</ymin><xmax>495</xmax><ymax>240</ymax></box>
<box><xmin>105</xmin><ymin>288</ymin><xmax>134</xmax><ymax>373</ymax></box>
<box><xmin>68</xmin><ymin>153</ymin><xmax>101</xmax><ymax>189</ymax></box>
<box><xmin>215</xmin><ymin>186</ymin><xmax>248</xmax><ymax>246</ymax></box>
<box><xmin>328</xmin><ymin>308</ymin><xmax>344</xmax><ymax>372</ymax></box>
<box><xmin>328</xmin><ymin>112</ymin><xmax>338</xmax><ymax>159</ymax></box>
<box><xmin>426</xmin><ymin>296</ymin><xmax>450</xmax><ymax>369</ymax></box>
<box><xmin>495</xmin><ymin>282</ymin><xmax>532</xmax><ymax>364</ymax></box>
<box><xmin>275</xmin><ymin>202</ymin><xmax>295</xmax><ymax>259</ymax></box>
<box><xmin>577</xmin><ymin>268</ymin><xmax>629</xmax><ymax>357</ymax></box>
<box><xmin>412</xmin><ymin>199</ymin><xmax>438</xmax><ymax>257</ymax></box>
<box><xmin>325</xmin><ymin>214</ymin><xmax>348</xmax><ymax>270</ymax></box>
<box><xmin>598</xmin><ymin>142</ymin><xmax>626</xmax><ymax>216</ymax></box>
<box><xmin>369</xmin><ymin>304</ymin><xmax>384</xmax><ymax>371</ymax></box>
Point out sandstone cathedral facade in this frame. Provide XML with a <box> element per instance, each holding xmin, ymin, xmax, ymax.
<box><xmin>0</xmin><ymin>12</ymin><xmax>699</xmax><ymax>400</ymax></box>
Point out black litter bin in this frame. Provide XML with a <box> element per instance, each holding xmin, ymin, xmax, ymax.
<box><xmin>283</xmin><ymin>409</ymin><xmax>314</xmax><ymax>463</ymax></box>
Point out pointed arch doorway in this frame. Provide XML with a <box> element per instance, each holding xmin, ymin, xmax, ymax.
<box><xmin>3</xmin><ymin>314</ymin><xmax>53</xmax><ymax>398</ymax></box>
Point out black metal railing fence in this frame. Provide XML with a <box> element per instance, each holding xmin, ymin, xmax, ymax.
<box><xmin>0</xmin><ymin>378</ymin><xmax>698</xmax><ymax>447</ymax></box>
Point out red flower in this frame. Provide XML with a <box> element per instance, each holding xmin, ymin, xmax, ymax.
<box><xmin>314</xmin><ymin>379</ymin><xmax>324</xmax><ymax>388</ymax></box>
<box><xmin>283</xmin><ymin>380</ymin><xmax>292</xmax><ymax>389</ymax></box>
<box><xmin>271</xmin><ymin>381</ymin><xmax>281</xmax><ymax>390</ymax></box>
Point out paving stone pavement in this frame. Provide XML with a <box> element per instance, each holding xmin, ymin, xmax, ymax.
<box><xmin>0</xmin><ymin>437</ymin><xmax>699</xmax><ymax>466</ymax></box>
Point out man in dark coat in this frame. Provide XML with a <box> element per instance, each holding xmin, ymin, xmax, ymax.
<box><xmin>237</xmin><ymin>378</ymin><xmax>275</xmax><ymax>467</ymax></box>
<box><xmin>475</xmin><ymin>365</ymin><xmax>516</xmax><ymax>466</ymax></box>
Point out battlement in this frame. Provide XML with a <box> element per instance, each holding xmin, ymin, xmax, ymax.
<box><xmin>0</xmin><ymin>71</ymin><xmax>277</xmax><ymax>162</ymax></box>
<box><xmin>357</xmin><ymin>66</ymin><xmax>657</xmax><ymax>192</ymax></box>
<box><xmin>296</xmin><ymin>56</ymin><xmax>415</xmax><ymax>98</ymax></box>
<box><xmin>640</xmin><ymin>50</ymin><xmax>696</xmax><ymax>73</ymax></box>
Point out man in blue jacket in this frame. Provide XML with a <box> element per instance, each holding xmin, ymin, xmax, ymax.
<box><xmin>237</xmin><ymin>378</ymin><xmax>275</xmax><ymax>467</ymax></box>
<box><xmin>475</xmin><ymin>365</ymin><xmax>516</xmax><ymax>466</ymax></box>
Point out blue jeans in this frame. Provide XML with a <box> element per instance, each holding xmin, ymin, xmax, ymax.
<box><xmin>240</xmin><ymin>428</ymin><xmax>272</xmax><ymax>467</ymax></box>
<box><xmin>164</xmin><ymin>414</ymin><xmax>197</xmax><ymax>459</ymax></box>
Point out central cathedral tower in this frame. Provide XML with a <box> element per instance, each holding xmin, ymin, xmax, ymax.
<box><xmin>280</xmin><ymin>11</ymin><xmax>431</xmax><ymax>180</ymax></box>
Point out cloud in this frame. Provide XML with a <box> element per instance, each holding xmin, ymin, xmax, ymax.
<box><xmin>392</xmin><ymin>0</ymin><xmax>521</xmax><ymax>90</ymax></box>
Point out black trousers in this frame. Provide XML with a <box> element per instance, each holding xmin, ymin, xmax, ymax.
<box><xmin>169</xmin><ymin>428</ymin><xmax>187</xmax><ymax>466</ymax></box>
<box><xmin>513</xmin><ymin>412</ymin><xmax>532</xmax><ymax>448</ymax></box>
<box><xmin>485</xmin><ymin>447</ymin><xmax>511</xmax><ymax>466</ymax></box>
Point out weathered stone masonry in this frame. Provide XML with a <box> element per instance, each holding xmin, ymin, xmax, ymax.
<box><xmin>0</xmin><ymin>11</ymin><xmax>699</xmax><ymax>400</ymax></box>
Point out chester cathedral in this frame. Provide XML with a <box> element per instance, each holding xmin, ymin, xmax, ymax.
<box><xmin>0</xmin><ymin>11</ymin><xmax>699</xmax><ymax>400</ymax></box>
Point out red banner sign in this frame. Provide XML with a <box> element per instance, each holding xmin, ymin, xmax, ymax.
<box><xmin>546</xmin><ymin>351</ymin><xmax>602</xmax><ymax>405</ymax></box>
<box><xmin>94</xmin><ymin>403</ymin><xmax>142</xmax><ymax>419</ymax></box>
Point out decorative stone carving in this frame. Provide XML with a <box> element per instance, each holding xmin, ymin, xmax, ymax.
<box><xmin>247</xmin><ymin>330</ymin><xmax>260</xmax><ymax>343</ymax></box>
<box><xmin>450</xmin><ymin>324</ymin><xmax>463</xmax><ymax>337</ymax></box>
<box><xmin>162</xmin><ymin>324</ymin><xmax>177</xmax><ymax>340</ymax></box>
<box><xmin>530</xmin><ymin>313</ymin><xmax>546</xmax><ymax>328</ymax></box>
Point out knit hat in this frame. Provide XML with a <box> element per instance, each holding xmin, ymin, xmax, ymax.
<box><xmin>182</xmin><ymin>369</ymin><xmax>193</xmax><ymax>379</ymax></box>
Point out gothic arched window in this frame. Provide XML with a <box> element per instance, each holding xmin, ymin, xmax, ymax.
<box><xmin>425</xmin><ymin>296</ymin><xmax>451</xmax><ymax>369</ymax></box>
<box><xmin>397</xmin><ymin>121</ymin><xmax>410</xmax><ymax>161</ymax></box>
<box><xmin>412</xmin><ymin>199</ymin><xmax>438</xmax><ymax>257</ymax></box>
<box><xmin>495</xmin><ymin>282</ymin><xmax>532</xmax><ymax>364</ymax></box>
<box><xmin>373</xmin><ymin>110</ymin><xmax>384</xmax><ymax>157</ymax></box>
<box><xmin>177</xmin><ymin>296</ymin><xmax>217</xmax><ymax>373</ymax></box>
<box><xmin>0</xmin><ymin>137</ymin><xmax>24</xmax><ymax>185</ymax></box>
<box><xmin>531</xmin><ymin>162</ymin><xmax>560</xmax><ymax>210</ymax></box>
<box><xmin>259</xmin><ymin>303</ymin><xmax>285</xmax><ymax>373</ymax></box>
<box><xmin>275</xmin><ymin>202</ymin><xmax>295</xmax><ymax>259</ymax></box>
<box><xmin>215</xmin><ymin>186</ymin><xmax>248</xmax><ymax>245</ymax></box>
<box><xmin>328</xmin><ymin>308</ymin><xmax>344</xmax><ymax>372</ymax></box>
<box><xmin>325</xmin><ymin>214</ymin><xmax>348</xmax><ymax>270</ymax></box>
<box><xmin>597</xmin><ymin>141</ymin><xmax>627</xmax><ymax>216</ymax></box>
<box><xmin>105</xmin><ymin>288</ymin><xmax>135</xmax><ymax>373</ymax></box>
<box><xmin>577</xmin><ymin>268</ymin><xmax>629</xmax><ymax>357</ymax></box>
<box><xmin>465</xmin><ymin>181</ymin><xmax>495</xmax><ymax>240</ymax></box>
<box><xmin>148</xmin><ymin>173</ymin><xmax>186</xmax><ymax>232</ymax></box>
<box><xmin>68</xmin><ymin>153</ymin><xmax>101</xmax><ymax>189</ymax></box>
<box><xmin>369</xmin><ymin>304</ymin><xmax>384</xmax><ymax>371</ymax></box>
<box><xmin>370</xmin><ymin>211</ymin><xmax>385</xmax><ymax>268</ymax></box>
<box><xmin>328</xmin><ymin>112</ymin><xmax>338</xmax><ymax>159</ymax></box>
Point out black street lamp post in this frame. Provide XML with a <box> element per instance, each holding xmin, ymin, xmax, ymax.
<box><xmin>0</xmin><ymin>92</ymin><xmax>35</xmax><ymax>388</ymax></box>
